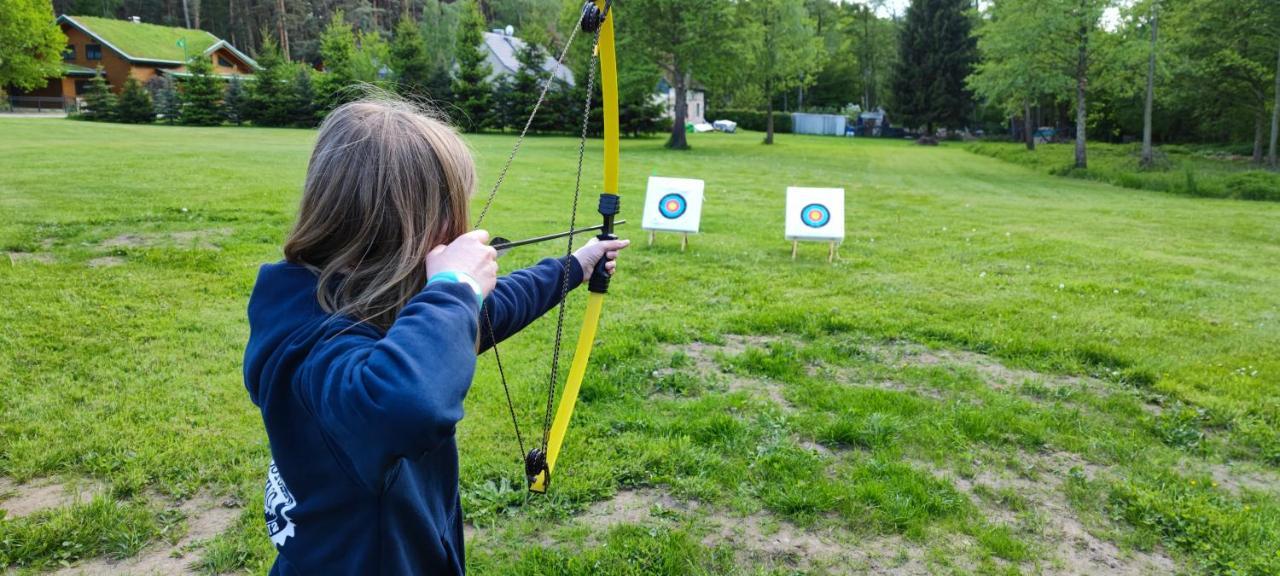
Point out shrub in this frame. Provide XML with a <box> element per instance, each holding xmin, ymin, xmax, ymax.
<box><xmin>1222</xmin><ymin>172</ymin><xmax>1280</xmax><ymax>201</ymax></box>
<box><xmin>115</xmin><ymin>78</ymin><xmax>153</xmax><ymax>123</ymax></box>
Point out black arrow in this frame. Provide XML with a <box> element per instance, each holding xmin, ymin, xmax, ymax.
<box><xmin>491</xmin><ymin>220</ymin><xmax>627</xmax><ymax>255</ymax></box>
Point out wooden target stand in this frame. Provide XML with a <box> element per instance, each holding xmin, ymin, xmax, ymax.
<box><xmin>791</xmin><ymin>240</ymin><xmax>839</xmax><ymax>263</ymax></box>
<box><xmin>648</xmin><ymin>230</ymin><xmax>689</xmax><ymax>251</ymax></box>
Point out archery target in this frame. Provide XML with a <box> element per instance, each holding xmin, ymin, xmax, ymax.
<box><xmin>785</xmin><ymin>187</ymin><xmax>844</xmax><ymax>242</ymax></box>
<box><xmin>642</xmin><ymin>177</ymin><xmax>704</xmax><ymax>233</ymax></box>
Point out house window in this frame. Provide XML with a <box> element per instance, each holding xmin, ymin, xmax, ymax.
<box><xmin>63</xmin><ymin>45</ymin><xmax>76</xmax><ymax>62</ymax></box>
<box><xmin>86</xmin><ymin>44</ymin><xmax>102</xmax><ymax>60</ymax></box>
<box><xmin>217</xmin><ymin>55</ymin><xmax>232</xmax><ymax>68</ymax></box>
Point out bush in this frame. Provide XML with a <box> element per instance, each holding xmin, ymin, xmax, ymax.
<box><xmin>1222</xmin><ymin>172</ymin><xmax>1280</xmax><ymax>201</ymax></box>
<box><xmin>707</xmin><ymin>109</ymin><xmax>792</xmax><ymax>133</ymax></box>
<box><xmin>115</xmin><ymin>78</ymin><xmax>153</xmax><ymax>123</ymax></box>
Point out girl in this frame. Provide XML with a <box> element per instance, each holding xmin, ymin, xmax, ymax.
<box><xmin>244</xmin><ymin>98</ymin><xmax>628</xmax><ymax>575</ymax></box>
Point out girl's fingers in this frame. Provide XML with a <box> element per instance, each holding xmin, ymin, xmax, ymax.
<box><xmin>605</xmin><ymin>261</ymin><xmax>616</xmax><ymax>273</ymax></box>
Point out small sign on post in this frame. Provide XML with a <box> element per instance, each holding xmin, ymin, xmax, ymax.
<box><xmin>642</xmin><ymin>176</ymin><xmax>704</xmax><ymax>251</ymax></box>
<box><xmin>785</xmin><ymin>187</ymin><xmax>844</xmax><ymax>263</ymax></box>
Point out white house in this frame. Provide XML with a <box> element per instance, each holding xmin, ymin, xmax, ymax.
<box><xmin>655</xmin><ymin>77</ymin><xmax>706</xmax><ymax>125</ymax></box>
<box><xmin>481</xmin><ymin>28</ymin><xmax>574</xmax><ymax>86</ymax></box>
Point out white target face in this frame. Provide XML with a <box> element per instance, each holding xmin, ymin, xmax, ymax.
<box><xmin>785</xmin><ymin>187</ymin><xmax>844</xmax><ymax>242</ymax></box>
<box><xmin>642</xmin><ymin>176</ymin><xmax>705</xmax><ymax>234</ymax></box>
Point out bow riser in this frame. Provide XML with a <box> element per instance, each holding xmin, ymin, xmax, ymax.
<box><xmin>529</xmin><ymin>0</ymin><xmax>619</xmax><ymax>494</ymax></box>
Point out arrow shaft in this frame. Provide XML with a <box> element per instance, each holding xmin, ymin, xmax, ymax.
<box><xmin>493</xmin><ymin>220</ymin><xmax>626</xmax><ymax>251</ymax></box>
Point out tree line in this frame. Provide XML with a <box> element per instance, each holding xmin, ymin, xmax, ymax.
<box><xmin>3</xmin><ymin>0</ymin><xmax>1277</xmax><ymax>165</ymax></box>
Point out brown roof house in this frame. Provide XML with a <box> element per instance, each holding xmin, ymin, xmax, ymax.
<box><xmin>12</xmin><ymin>15</ymin><xmax>257</xmax><ymax>109</ymax></box>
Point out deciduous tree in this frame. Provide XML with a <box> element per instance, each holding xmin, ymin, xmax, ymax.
<box><xmin>626</xmin><ymin>0</ymin><xmax>738</xmax><ymax>150</ymax></box>
<box><xmin>0</xmin><ymin>0</ymin><xmax>66</xmax><ymax>91</ymax></box>
<box><xmin>740</xmin><ymin>0</ymin><xmax>823</xmax><ymax>144</ymax></box>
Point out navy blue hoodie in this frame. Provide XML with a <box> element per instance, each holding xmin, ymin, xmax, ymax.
<box><xmin>244</xmin><ymin>256</ymin><xmax>583</xmax><ymax>575</ymax></box>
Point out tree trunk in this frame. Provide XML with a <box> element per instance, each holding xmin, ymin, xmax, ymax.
<box><xmin>1140</xmin><ymin>1</ymin><xmax>1157</xmax><ymax>168</ymax></box>
<box><xmin>1269</xmin><ymin>40</ymin><xmax>1279</xmax><ymax>168</ymax></box>
<box><xmin>182</xmin><ymin>0</ymin><xmax>191</xmax><ymax>28</ymax></box>
<box><xmin>1024</xmin><ymin>100</ymin><xmax>1035</xmax><ymax>151</ymax></box>
<box><xmin>1074</xmin><ymin>12</ymin><xmax>1088</xmax><ymax>170</ymax></box>
<box><xmin>668</xmin><ymin>68</ymin><xmax>689</xmax><ymax>149</ymax></box>
<box><xmin>276</xmin><ymin>0</ymin><xmax>290</xmax><ymax>61</ymax></box>
<box><xmin>228</xmin><ymin>0</ymin><xmax>236</xmax><ymax>47</ymax></box>
<box><xmin>765</xmin><ymin>79</ymin><xmax>775</xmax><ymax>145</ymax></box>
<box><xmin>1253</xmin><ymin>110</ymin><xmax>1265</xmax><ymax>164</ymax></box>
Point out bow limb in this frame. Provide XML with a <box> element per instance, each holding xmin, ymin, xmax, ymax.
<box><xmin>529</xmin><ymin>0</ymin><xmax>619</xmax><ymax>494</ymax></box>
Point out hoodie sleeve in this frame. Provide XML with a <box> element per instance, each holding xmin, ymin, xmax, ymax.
<box><xmin>298</xmin><ymin>281</ymin><xmax>481</xmax><ymax>492</ymax></box>
<box><xmin>478</xmin><ymin>256</ymin><xmax>584</xmax><ymax>352</ymax></box>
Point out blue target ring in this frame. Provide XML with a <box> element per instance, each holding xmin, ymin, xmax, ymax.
<box><xmin>658</xmin><ymin>193</ymin><xmax>687</xmax><ymax>219</ymax></box>
<box><xmin>800</xmin><ymin>203</ymin><xmax>831</xmax><ymax>228</ymax></box>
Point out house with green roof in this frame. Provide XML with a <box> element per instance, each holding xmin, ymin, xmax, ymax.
<box><xmin>9</xmin><ymin>15</ymin><xmax>257</xmax><ymax>107</ymax></box>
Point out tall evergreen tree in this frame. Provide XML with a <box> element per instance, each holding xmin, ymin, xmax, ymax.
<box><xmin>317</xmin><ymin>11</ymin><xmax>359</xmax><ymax>110</ymax></box>
<box><xmin>224</xmin><ymin>75</ymin><xmax>247</xmax><ymax>125</ymax></box>
<box><xmin>149</xmin><ymin>76</ymin><xmax>181</xmax><ymax>125</ymax></box>
<box><xmin>180</xmin><ymin>56</ymin><xmax>226</xmax><ymax>126</ymax></box>
<box><xmin>390</xmin><ymin>16</ymin><xmax>433</xmax><ymax>98</ymax></box>
<box><xmin>452</xmin><ymin>0</ymin><xmax>493</xmax><ymax>131</ymax></box>
<box><xmin>246</xmin><ymin>36</ymin><xmax>294</xmax><ymax>127</ymax></box>
<box><xmin>892</xmin><ymin>0</ymin><xmax>977</xmax><ymax>134</ymax></box>
<box><xmin>81</xmin><ymin>67</ymin><xmax>115</xmax><ymax>121</ymax></box>
<box><xmin>115</xmin><ymin>77</ymin><xmax>154</xmax><ymax>123</ymax></box>
<box><xmin>290</xmin><ymin>64</ymin><xmax>318</xmax><ymax>127</ymax></box>
<box><xmin>507</xmin><ymin>42</ymin><xmax>552</xmax><ymax>133</ymax></box>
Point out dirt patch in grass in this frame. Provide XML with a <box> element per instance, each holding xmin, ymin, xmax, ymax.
<box><xmin>87</xmin><ymin>256</ymin><xmax>124</xmax><ymax>268</ymax></box>
<box><xmin>660</xmin><ymin>335</ymin><xmax>795</xmax><ymax>411</ymax></box>
<box><xmin>1205</xmin><ymin>461</ymin><xmax>1280</xmax><ymax>497</ymax></box>
<box><xmin>51</xmin><ymin>491</ymin><xmax>242</xmax><ymax>576</ymax></box>
<box><xmin>99</xmin><ymin>228</ymin><xmax>232</xmax><ymax>251</ymax></box>
<box><xmin>868</xmin><ymin>340</ymin><xmax>1164</xmax><ymax>414</ymax></box>
<box><xmin>6</xmin><ymin>251</ymin><xmax>55</xmax><ymax>265</ymax></box>
<box><xmin>0</xmin><ymin>477</ymin><xmax>104</xmax><ymax>518</ymax></box>
<box><xmin>577</xmin><ymin>487</ymin><xmax>935</xmax><ymax>574</ymax></box>
<box><xmin>939</xmin><ymin>451</ymin><xmax>1177</xmax><ymax>575</ymax></box>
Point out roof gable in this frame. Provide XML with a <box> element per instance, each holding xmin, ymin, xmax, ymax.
<box><xmin>62</xmin><ymin>15</ymin><xmax>220</xmax><ymax>63</ymax></box>
<box><xmin>481</xmin><ymin>31</ymin><xmax>574</xmax><ymax>86</ymax></box>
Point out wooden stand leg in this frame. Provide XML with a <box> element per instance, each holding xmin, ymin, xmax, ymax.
<box><xmin>828</xmin><ymin>241</ymin><xmax>835</xmax><ymax>264</ymax></box>
<box><xmin>648</xmin><ymin>230</ymin><xmax>655</xmax><ymax>246</ymax></box>
<box><xmin>791</xmin><ymin>241</ymin><xmax>798</xmax><ymax>260</ymax></box>
<box><xmin>681</xmin><ymin>233</ymin><xmax>688</xmax><ymax>251</ymax></box>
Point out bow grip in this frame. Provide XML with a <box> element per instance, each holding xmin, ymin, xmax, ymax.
<box><xmin>589</xmin><ymin>193</ymin><xmax>620</xmax><ymax>294</ymax></box>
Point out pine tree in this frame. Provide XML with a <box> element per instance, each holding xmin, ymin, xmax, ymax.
<box><xmin>451</xmin><ymin>1</ymin><xmax>492</xmax><ymax>132</ymax></box>
<box><xmin>115</xmin><ymin>77</ymin><xmax>154</xmax><ymax>123</ymax></box>
<box><xmin>510</xmin><ymin>42</ymin><xmax>556</xmax><ymax>133</ymax></box>
<box><xmin>390</xmin><ymin>16</ymin><xmax>433</xmax><ymax>99</ymax></box>
<box><xmin>149</xmin><ymin>76</ymin><xmax>180</xmax><ymax>125</ymax></box>
<box><xmin>892</xmin><ymin>0</ymin><xmax>977</xmax><ymax>134</ymax></box>
<box><xmin>316</xmin><ymin>11</ymin><xmax>358</xmax><ymax>112</ymax></box>
<box><xmin>246</xmin><ymin>36</ymin><xmax>294</xmax><ymax>127</ymax></box>
<box><xmin>224</xmin><ymin>75</ymin><xmax>247</xmax><ymax>125</ymax></box>
<box><xmin>180</xmin><ymin>56</ymin><xmax>225</xmax><ymax>126</ymax></box>
<box><xmin>290</xmin><ymin>64</ymin><xmax>318</xmax><ymax>127</ymax></box>
<box><xmin>81</xmin><ymin>67</ymin><xmax>115</xmax><ymax>121</ymax></box>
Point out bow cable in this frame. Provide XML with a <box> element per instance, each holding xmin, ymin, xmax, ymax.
<box><xmin>473</xmin><ymin>0</ymin><xmax>612</xmax><ymax>493</ymax></box>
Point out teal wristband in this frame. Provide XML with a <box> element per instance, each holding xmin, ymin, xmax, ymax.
<box><xmin>427</xmin><ymin>271</ymin><xmax>484</xmax><ymax>306</ymax></box>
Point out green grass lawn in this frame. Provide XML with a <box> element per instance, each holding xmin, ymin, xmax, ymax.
<box><xmin>1</xmin><ymin>118</ymin><xmax>1279</xmax><ymax>575</ymax></box>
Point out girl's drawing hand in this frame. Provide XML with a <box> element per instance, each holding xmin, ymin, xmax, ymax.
<box><xmin>426</xmin><ymin>230</ymin><xmax>499</xmax><ymax>297</ymax></box>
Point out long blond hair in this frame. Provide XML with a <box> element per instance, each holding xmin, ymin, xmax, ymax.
<box><xmin>284</xmin><ymin>97</ymin><xmax>474</xmax><ymax>330</ymax></box>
